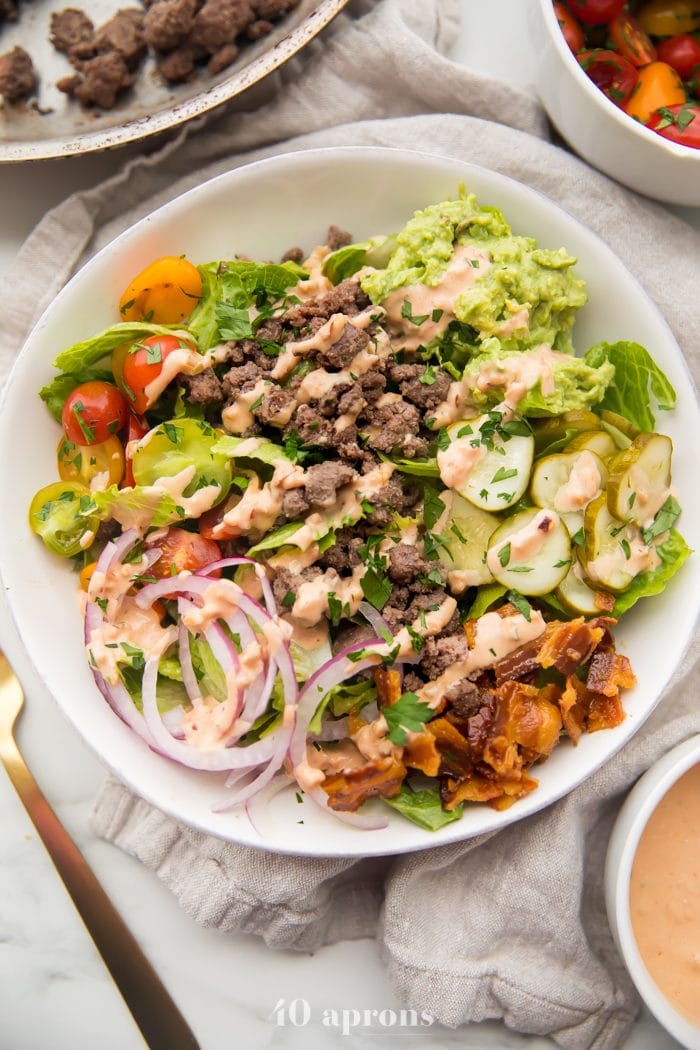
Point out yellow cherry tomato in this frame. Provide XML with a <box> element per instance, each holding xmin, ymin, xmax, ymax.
<box><xmin>118</xmin><ymin>256</ymin><xmax>202</xmax><ymax>325</ymax></box>
<box><xmin>80</xmin><ymin>561</ymin><xmax>97</xmax><ymax>591</ymax></box>
<box><xmin>625</xmin><ymin>60</ymin><xmax>686</xmax><ymax>123</ymax></box>
<box><xmin>57</xmin><ymin>434</ymin><xmax>125</xmax><ymax>487</ymax></box>
<box><xmin>637</xmin><ymin>0</ymin><xmax>700</xmax><ymax>37</ymax></box>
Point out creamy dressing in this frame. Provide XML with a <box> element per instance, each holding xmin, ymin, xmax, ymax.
<box><xmin>497</xmin><ymin>305</ymin><xmax>530</xmax><ymax>337</ymax></box>
<box><xmin>293</xmin><ymin>243</ymin><xmax>333</xmax><ymax>302</ymax></box>
<box><xmin>486</xmin><ymin>509</ymin><xmax>559</xmax><ymax>576</ymax></box>
<box><xmin>630</xmin><ymin>762</ymin><xmax>700</xmax><ymax>1027</ymax></box>
<box><xmin>554</xmin><ymin>451</ymin><xmax>603</xmax><ymax>513</ymax></box>
<box><xmin>351</xmin><ymin>713</ymin><xmax>394</xmax><ymax>762</ymax></box>
<box><xmin>221</xmin><ymin>379</ymin><xmax>271</xmax><ymax>434</ymax></box>
<box><xmin>382</xmin><ymin>244</ymin><xmax>491</xmax><ymax>351</ymax></box>
<box><xmin>447</xmin><ymin>568</ymin><xmax>488</xmax><ymax>593</ymax></box>
<box><xmin>417</xmin><ymin>609</ymin><xmax>547</xmax><ymax>709</ymax></box>
<box><xmin>291</xmin><ymin>564</ymin><xmax>366</xmax><ymax>628</ymax></box>
<box><xmin>271</xmin><ymin>306</ymin><xmax>382</xmax><ymax>380</ymax></box>
<box><xmin>88</xmin><ymin>602</ymin><xmax>176</xmax><ymax>685</ymax></box>
<box><xmin>216</xmin><ymin>459</ymin><xmax>305</xmax><ymax>538</ymax></box>
<box><xmin>290</xmin><ymin>462</ymin><xmax>395</xmax><ymax>552</ymax></box>
<box><xmin>630</xmin><ymin>464</ymin><xmax>672</xmax><ymax>528</ymax></box>
<box><xmin>437</xmin><ymin>436</ymin><xmax>486</xmax><ymax>490</ymax></box>
<box><xmin>142</xmin><ymin>340</ymin><xmax>229</xmax><ymax>407</ymax></box>
<box><xmin>586</xmin><ymin>529</ymin><xmax>661</xmax><ymax>585</ymax></box>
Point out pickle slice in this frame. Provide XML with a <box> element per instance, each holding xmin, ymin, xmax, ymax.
<box><xmin>530</xmin><ymin>449</ymin><xmax>607</xmax><ymax>538</ymax></box>
<box><xmin>438</xmin><ymin>493</ymin><xmax>498</xmax><ymax>589</ymax></box>
<box><xmin>582</xmin><ymin>494</ymin><xmax>636</xmax><ymax>592</ymax></box>
<box><xmin>555</xmin><ymin>562</ymin><xmax>607</xmax><ymax>616</ymax></box>
<box><xmin>533</xmin><ymin>410</ymin><xmax>601</xmax><ymax>454</ymax></box>
<box><xmin>440</xmin><ymin>418</ymin><xmax>533</xmax><ymax>512</ymax></box>
<box><xmin>599</xmin><ymin>409</ymin><xmax>640</xmax><ymax>440</ymax></box>
<box><xmin>486</xmin><ymin>507</ymin><xmax>571</xmax><ymax>596</ymax></box>
<box><xmin>565</xmin><ymin>430</ymin><xmax>617</xmax><ymax>459</ymax></box>
<box><xmin>606</xmin><ymin>433</ymin><xmax>672</xmax><ymax>528</ymax></box>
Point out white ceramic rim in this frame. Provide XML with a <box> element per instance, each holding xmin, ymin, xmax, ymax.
<box><xmin>538</xmin><ymin>0</ymin><xmax>700</xmax><ymax>166</ymax></box>
<box><xmin>606</xmin><ymin>734</ymin><xmax>700</xmax><ymax>1049</ymax></box>
<box><xmin>1</xmin><ymin>145</ymin><xmax>699</xmax><ymax>856</ymax></box>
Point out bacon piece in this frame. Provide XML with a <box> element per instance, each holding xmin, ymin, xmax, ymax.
<box><xmin>594</xmin><ymin>590</ymin><xmax>616</xmax><ymax>613</ymax></box>
<box><xmin>559</xmin><ymin>675</ymin><xmax>588</xmax><ymax>744</ymax></box>
<box><xmin>535</xmin><ymin>618</ymin><xmax>605</xmax><ymax>675</ymax></box>
<box><xmin>323</xmin><ymin>755</ymin><xmax>406</xmax><ymax>811</ymax></box>
<box><xmin>492</xmin><ymin>636</ymin><xmax>541</xmax><ymax>685</ymax></box>
<box><xmin>441</xmin><ymin>771</ymin><xmax>505</xmax><ymax>808</ymax></box>
<box><xmin>484</xmin><ymin>681</ymin><xmax>562</xmax><ymax>778</ymax></box>
<box><xmin>586</xmin><ymin>651</ymin><xmax>636</xmax><ymax>697</ymax></box>
<box><xmin>404</xmin><ymin>730</ymin><xmax>441</xmax><ymax>777</ymax></box>
<box><xmin>374</xmin><ymin>667</ymin><xmax>402</xmax><ymax>707</ymax></box>
<box><xmin>427</xmin><ymin>717</ymin><xmax>473</xmax><ymax>777</ymax></box>
<box><xmin>587</xmin><ymin>692</ymin><xmax>625</xmax><ymax>733</ymax></box>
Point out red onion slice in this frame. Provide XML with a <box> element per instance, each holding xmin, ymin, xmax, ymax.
<box><xmin>196</xmin><ymin>556</ymin><xmax>277</xmax><ymax>617</ymax></box>
<box><xmin>211</xmin><ymin>707</ymin><xmax>295</xmax><ymax>813</ymax></box>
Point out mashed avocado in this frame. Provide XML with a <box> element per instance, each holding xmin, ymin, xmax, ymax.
<box><xmin>359</xmin><ymin>192</ymin><xmax>588</xmax><ymax>355</ymax></box>
<box><xmin>463</xmin><ymin>345</ymin><xmax>615</xmax><ymax>417</ymax></box>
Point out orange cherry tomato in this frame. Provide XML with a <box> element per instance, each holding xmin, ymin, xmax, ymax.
<box><xmin>657</xmin><ymin>33</ymin><xmax>700</xmax><ymax>78</ymax></box>
<box><xmin>121</xmin><ymin>334</ymin><xmax>193</xmax><ymax>415</ymax></box>
<box><xmin>80</xmin><ymin>562</ymin><xmax>97</xmax><ymax>591</ymax></box>
<box><xmin>625</xmin><ymin>60</ymin><xmax>687</xmax><ymax>123</ymax></box>
<box><xmin>62</xmin><ymin>381</ymin><xmax>128</xmax><ymax>446</ymax></box>
<box><xmin>578</xmin><ymin>49</ymin><xmax>639</xmax><ymax>106</ymax></box>
<box><xmin>119</xmin><ymin>256</ymin><xmax>202</xmax><ymax>325</ymax></box>
<box><xmin>122</xmin><ymin>411</ymin><xmax>150</xmax><ymax>488</ymax></box>
<box><xmin>554</xmin><ymin>2</ymin><xmax>584</xmax><ymax>51</ymax></box>
<box><xmin>57</xmin><ymin>434</ymin><xmax>125</xmax><ymax>487</ymax></box>
<box><xmin>149</xmin><ymin>528</ymin><xmax>222</xmax><ymax>579</ymax></box>
<box><xmin>637</xmin><ymin>1</ymin><xmax>700</xmax><ymax>37</ymax></box>
<box><xmin>609</xmin><ymin>12</ymin><xmax>657</xmax><ymax>66</ymax></box>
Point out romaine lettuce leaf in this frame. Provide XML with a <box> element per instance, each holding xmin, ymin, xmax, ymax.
<box><xmin>466</xmin><ymin>583</ymin><xmax>507</xmax><ymax>619</ymax></box>
<box><xmin>383</xmin><ymin>784</ymin><xmax>463</xmax><ymax>830</ymax></box>
<box><xmin>585</xmin><ymin>341</ymin><xmax>676</xmax><ymax>432</ymax></box>
<box><xmin>40</xmin><ymin>368</ymin><xmax>114</xmax><ymax>420</ymax></box>
<box><xmin>189</xmin><ymin>636</ymin><xmax>227</xmax><ymax>701</ymax></box>
<box><xmin>212</xmin><ymin>435</ymin><xmax>291</xmax><ymax>465</ymax></box>
<box><xmin>308</xmin><ymin>678</ymin><xmax>377</xmax><ymax>736</ymax></box>
<box><xmin>91</xmin><ymin>484</ymin><xmax>182</xmax><ymax>530</ymax></box>
<box><xmin>53</xmin><ymin>321</ymin><xmax>176</xmax><ymax>372</ymax></box>
<box><xmin>612</xmin><ymin>529</ymin><xmax>691</xmax><ymax>618</ymax></box>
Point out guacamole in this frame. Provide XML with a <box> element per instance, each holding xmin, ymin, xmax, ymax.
<box><xmin>359</xmin><ymin>192</ymin><xmax>588</xmax><ymax>355</ymax></box>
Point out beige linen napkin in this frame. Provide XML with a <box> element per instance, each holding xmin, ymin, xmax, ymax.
<box><xmin>2</xmin><ymin>2</ymin><xmax>700</xmax><ymax>1048</ymax></box>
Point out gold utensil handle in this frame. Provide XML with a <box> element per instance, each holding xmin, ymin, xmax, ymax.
<box><xmin>0</xmin><ymin>701</ymin><xmax>199</xmax><ymax>1048</ymax></box>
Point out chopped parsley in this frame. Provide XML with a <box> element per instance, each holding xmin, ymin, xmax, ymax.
<box><xmin>498</xmin><ymin>542</ymin><xmax>511</xmax><ymax>567</ymax></box>
<box><xmin>163</xmin><ymin>422</ymin><xmax>184</xmax><ymax>445</ymax></box>
<box><xmin>384</xmin><ymin>692</ymin><xmax>433</xmax><ymax>744</ymax></box>
<box><xmin>400</xmin><ymin>299</ymin><xmax>430</xmax><ymax>326</ymax></box>
<box><xmin>491</xmin><ymin>466</ymin><xmax>517</xmax><ymax>483</ymax></box>
<box><xmin>641</xmin><ymin>495</ymin><xmax>681</xmax><ymax>545</ymax></box>
<box><xmin>423</xmin><ymin>488</ymin><xmax>446</xmax><ymax>531</ymax></box>
<box><xmin>507</xmin><ymin>589</ymin><xmax>532</xmax><ymax>622</ymax></box>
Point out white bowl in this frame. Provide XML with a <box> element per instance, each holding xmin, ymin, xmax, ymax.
<box><xmin>0</xmin><ymin>147</ymin><xmax>699</xmax><ymax>856</ymax></box>
<box><xmin>605</xmin><ymin>735</ymin><xmax>700</xmax><ymax>1050</ymax></box>
<box><xmin>529</xmin><ymin>0</ymin><xmax>700</xmax><ymax>206</ymax></box>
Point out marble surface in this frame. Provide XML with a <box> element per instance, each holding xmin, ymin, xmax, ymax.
<box><xmin>0</xmin><ymin>2</ymin><xmax>696</xmax><ymax>1048</ymax></box>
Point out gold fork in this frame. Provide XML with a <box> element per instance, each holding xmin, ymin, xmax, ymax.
<box><xmin>0</xmin><ymin>649</ymin><xmax>200</xmax><ymax>1050</ymax></box>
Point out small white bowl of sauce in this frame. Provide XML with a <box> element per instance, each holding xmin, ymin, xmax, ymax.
<box><xmin>606</xmin><ymin>735</ymin><xmax>700</xmax><ymax>1050</ymax></box>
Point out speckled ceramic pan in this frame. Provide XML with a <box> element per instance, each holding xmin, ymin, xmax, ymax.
<box><xmin>0</xmin><ymin>0</ymin><xmax>349</xmax><ymax>162</ymax></box>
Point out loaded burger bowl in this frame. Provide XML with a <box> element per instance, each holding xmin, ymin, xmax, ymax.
<box><xmin>0</xmin><ymin>147</ymin><xmax>697</xmax><ymax>857</ymax></box>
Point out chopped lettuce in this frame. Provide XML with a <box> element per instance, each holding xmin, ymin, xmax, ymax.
<box><xmin>290</xmin><ymin>629</ymin><xmax>333</xmax><ymax>685</ymax></box>
<box><xmin>91</xmin><ymin>484</ymin><xmax>183</xmax><ymax>530</ymax></box>
<box><xmin>189</xmin><ymin>635</ymin><xmax>227</xmax><ymax>701</ymax></box>
<box><xmin>246</xmin><ymin>520</ymin><xmax>305</xmax><ymax>557</ymax></box>
<box><xmin>612</xmin><ymin>530</ymin><xmax>691</xmax><ymax>618</ymax></box>
<box><xmin>383</xmin><ymin>784</ymin><xmax>463</xmax><ymax>831</ymax></box>
<box><xmin>322</xmin><ymin>236</ymin><xmax>397</xmax><ymax>284</ymax></box>
<box><xmin>466</xmin><ymin>583</ymin><xmax>507</xmax><ymax>619</ymax></box>
<box><xmin>212</xmin><ymin>435</ymin><xmax>291</xmax><ymax>465</ymax></box>
<box><xmin>53</xmin><ymin>321</ymin><xmax>176</xmax><ymax>372</ymax></box>
<box><xmin>40</xmin><ymin>368</ymin><xmax>114</xmax><ymax>420</ymax></box>
<box><xmin>463</xmin><ymin>346</ymin><xmax>615</xmax><ymax>417</ymax></box>
<box><xmin>585</xmin><ymin>341</ymin><xmax>676</xmax><ymax>432</ymax></box>
<box><xmin>308</xmin><ymin>677</ymin><xmax>377</xmax><ymax>735</ymax></box>
<box><xmin>382</xmin><ymin>454</ymin><xmax>440</xmax><ymax>477</ymax></box>
<box><xmin>188</xmin><ymin>259</ymin><xmax>305</xmax><ymax>351</ymax></box>
<box><xmin>121</xmin><ymin>664</ymin><xmax>189</xmax><ymax>713</ymax></box>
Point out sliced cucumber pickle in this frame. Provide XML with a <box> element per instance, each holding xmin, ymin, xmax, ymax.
<box><xmin>530</xmin><ymin>449</ymin><xmax>607</xmax><ymax>538</ymax></box>
<box><xmin>533</xmin><ymin>410</ymin><xmax>601</xmax><ymax>454</ymax></box>
<box><xmin>486</xmin><ymin>507</ymin><xmax>571</xmax><ymax>596</ymax></box>
<box><xmin>565</xmin><ymin>430</ymin><xmax>617</xmax><ymax>459</ymax></box>
<box><xmin>599</xmin><ymin>409</ymin><xmax>640</xmax><ymax>440</ymax></box>
<box><xmin>555</xmin><ymin>562</ymin><xmax>605</xmax><ymax>616</ymax></box>
<box><xmin>439</xmin><ymin>416</ymin><xmax>533</xmax><ymax>512</ymax></box>
<box><xmin>582</xmin><ymin>494</ymin><xmax>638</xmax><ymax>592</ymax></box>
<box><xmin>438</xmin><ymin>492</ymin><xmax>498</xmax><ymax>589</ymax></box>
<box><xmin>606</xmin><ymin>432</ymin><xmax>673</xmax><ymax>528</ymax></box>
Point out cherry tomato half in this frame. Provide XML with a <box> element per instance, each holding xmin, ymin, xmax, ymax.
<box><xmin>148</xmin><ymin>528</ymin><xmax>222</xmax><ymax>579</ymax></box>
<box><xmin>118</xmin><ymin>256</ymin><xmax>202</xmax><ymax>325</ymax></box>
<box><xmin>554</xmin><ymin>2</ymin><xmax>584</xmax><ymax>51</ymax></box>
<box><xmin>647</xmin><ymin>101</ymin><xmax>700</xmax><ymax>147</ymax></box>
<box><xmin>57</xmin><ymin>435</ymin><xmax>125</xmax><ymax>487</ymax></box>
<box><xmin>578</xmin><ymin>49</ymin><xmax>639</xmax><ymax>106</ymax></box>
<box><xmin>637</xmin><ymin>0</ymin><xmax>700</xmax><ymax>38</ymax></box>
<box><xmin>121</xmin><ymin>334</ymin><xmax>193</xmax><ymax>415</ymax></box>
<box><xmin>609</xmin><ymin>12</ymin><xmax>657</xmax><ymax>66</ymax></box>
<box><xmin>568</xmin><ymin>0</ymin><xmax>625</xmax><ymax>26</ymax></box>
<box><xmin>62</xmin><ymin>381</ymin><xmax>128</xmax><ymax>447</ymax></box>
<box><xmin>122</xmin><ymin>411</ymin><xmax>150</xmax><ymax>489</ymax></box>
<box><xmin>657</xmin><ymin>33</ymin><xmax>700</xmax><ymax>78</ymax></box>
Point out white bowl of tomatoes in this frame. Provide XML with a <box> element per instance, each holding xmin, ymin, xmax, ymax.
<box><xmin>530</xmin><ymin>0</ymin><xmax>700</xmax><ymax>205</ymax></box>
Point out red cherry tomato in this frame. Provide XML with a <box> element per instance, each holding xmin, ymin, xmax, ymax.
<box><xmin>657</xmin><ymin>34</ymin><xmax>700</xmax><ymax>79</ymax></box>
<box><xmin>647</xmin><ymin>101</ymin><xmax>700</xmax><ymax>148</ymax></box>
<box><xmin>149</xmin><ymin>528</ymin><xmax>222</xmax><ymax>579</ymax></box>
<box><xmin>554</xmin><ymin>2</ymin><xmax>584</xmax><ymax>51</ymax></box>
<box><xmin>198</xmin><ymin>492</ymin><xmax>240</xmax><ymax>541</ymax></box>
<box><xmin>122</xmin><ymin>334</ymin><xmax>193</xmax><ymax>415</ymax></box>
<box><xmin>578</xmin><ymin>49</ymin><xmax>639</xmax><ymax>106</ymax></box>
<box><xmin>609</xmin><ymin>12</ymin><xmax>657</xmax><ymax>67</ymax></box>
<box><xmin>122</xmin><ymin>411</ymin><xmax>150</xmax><ymax>488</ymax></box>
<box><xmin>567</xmin><ymin>0</ymin><xmax>625</xmax><ymax>26</ymax></box>
<box><xmin>62</xmin><ymin>381</ymin><xmax>128</xmax><ymax>446</ymax></box>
